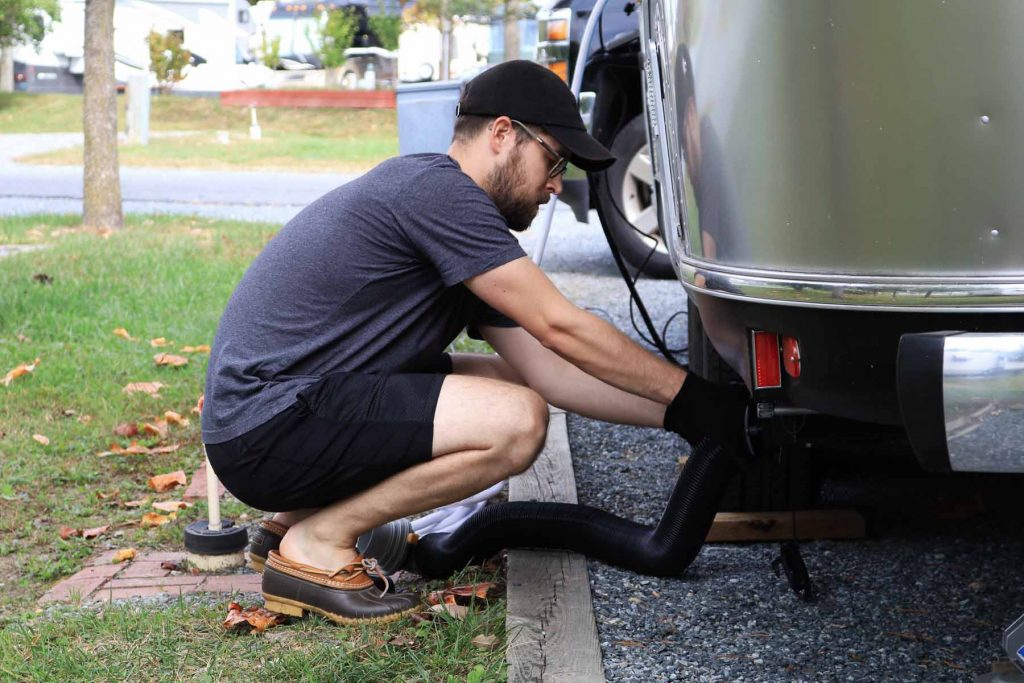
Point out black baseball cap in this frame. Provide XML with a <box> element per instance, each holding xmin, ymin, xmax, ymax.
<box><xmin>456</xmin><ymin>60</ymin><xmax>616</xmax><ymax>172</ymax></box>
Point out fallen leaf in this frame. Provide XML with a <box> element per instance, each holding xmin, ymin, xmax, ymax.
<box><xmin>112</xmin><ymin>328</ymin><xmax>135</xmax><ymax>341</ymax></box>
<box><xmin>154</xmin><ymin>353</ymin><xmax>188</xmax><ymax>368</ymax></box>
<box><xmin>32</xmin><ymin>273</ymin><xmax>53</xmax><ymax>285</ymax></box>
<box><xmin>96</xmin><ymin>489</ymin><xmax>119</xmax><ymax>500</ymax></box>
<box><xmin>160</xmin><ymin>560</ymin><xmax>181</xmax><ymax>571</ymax></box>
<box><xmin>428</xmin><ymin>603</ymin><xmax>468</xmax><ymax>620</ymax></box>
<box><xmin>112</xmin><ymin>548</ymin><xmax>136</xmax><ymax>563</ymax></box>
<box><xmin>123</xmin><ymin>499</ymin><xmax>147</xmax><ymax>508</ymax></box>
<box><xmin>78</xmin><ymin>414</ymin><xmax>93</xmax><ymax>424</ymax></box>
<box><xmin>99</xmin><ymin>441</ymin><xmax>182</xmax><ymax>457</ymax></box>
<box><xmin>223</xmin><ymin>602</ymin><xmax>287</xmax><ymax>634</ymax></box>
<box><xmin>2</xmin><ymin>358</ymin><xmax>40</xmax><ymax>387</ymax></box>
<box><xmin>142</xmin><ymin>420</ymin><xmax>168</xmax><ymax>439</ymax></box>
<box><xmin>152</xmin><ymin>500</ymin><xmax>191</xmax><ymax>512</ymax></box>
<box><xmin>150</xmin><ymin>338</ymin><xmax>169</xmax><ymax>347</ymax></box>
<box><xmin>82</xmin><ymin>525</ymin><xmax>109</xmax><ymax>539</ymax></box>
<box><xmin>148</xmin><ymin>470</ymin><xmax>187</xmax><ymax>492</ymax></box>
<box><xmin>191</xmin><ymin>394</ymin><xmax>204</xmax><ymax>415</ymax></box>
<box><xmin>164</xmin><ymin>411</ymin><xmax>189</xmax><ymax>427</ymax></box>
<box><xmin>388</xmin><ymin>635</ymin><xmax>416</xmax><ymax>647</ymax></box>
<box><xmin>59</xmin><ymin>525</ymin><xmax>80</xmax><ymax>540</ymax></box>
<box><xmin>140</xmin><ymin>512</ymin><xmax>172</xmax><ymax>528</ymax></box>
<box><xmin>32</xmin><ymin>434</ymin><xmax>50</xmax><ymax>445</ymax></box>
<box><xmin>61</xmin><ymin>409</ymin><xmax>76</xmax><ymax>418</ymax></box>
<box><xmin>16</xmin><ymin>334</ymin><xmax>30</xmax><ymax>343</ymax></box>
<box><xmin>426</xmin><ymin>582</ymin><xmax>500</xmax><ymax>607</ymax></box>
<box><xmin>471</xmin><ymin>634</ymin><xmax>500</xmax><ymax>651</ymax></box>
<box><xmin>180</xmin><ymin>345</ymin><xmax>211</xmax><ymax>354</ymax></box>
<box><xmin>113</xmin><ymin>423</ymin><xmax>138</xmax><ymax>437</ymax></box>
<box><xmin>122</xmin><ymin>382</ymin><xmax>165</xmax><ymax>397</ymax></box>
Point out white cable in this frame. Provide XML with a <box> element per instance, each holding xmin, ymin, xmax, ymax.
<box><xmin>531</xmin><ymin>0</ymin><xmax>613</xmax><ymax>267</ymax></box>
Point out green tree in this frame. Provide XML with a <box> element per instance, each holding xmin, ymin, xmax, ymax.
<box><xmin>147</xmin><ymin>30</ymin><xmax>191</xmax><ymax>92</ymax></box>
<box><xmin>0</xmin><ymin>0</ymin><xmax>59</xmax><ymax>46</ymax></box>
<box><xmin>0</xmin><ymin>0</ymin><xmax>60</xmax><ymax>92</ymax></box>
<box><xmin>367</xmin><ymin>11</ymin><xmax>400</xmax><ymax>52</ymax></box>
<box><xmin>258</xmin><ymin>32</ymin><xmax>281</xmax><ymax>69</ymax></box>
<box><xmin>316</xmin><ymin>7</ymin><xmax>359</xmax><ymax>69</ymax></box>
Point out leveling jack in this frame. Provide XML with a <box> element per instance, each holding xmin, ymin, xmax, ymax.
<box><xmin>182</xmin><ymin>448</ymin><xmax>248</xmax><ymax>570</ymax></box>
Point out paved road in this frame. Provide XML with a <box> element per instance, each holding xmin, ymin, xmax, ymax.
<box><xmin>0</xmin><ymin>133</ymin><xmax>358</xmax><ymax>224</ymax></box>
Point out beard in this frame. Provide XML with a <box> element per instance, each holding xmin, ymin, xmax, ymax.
<box><xmin>484</xmin><ymin>147</ymin><xmax>543</xmax><ymax>232</ymax></box>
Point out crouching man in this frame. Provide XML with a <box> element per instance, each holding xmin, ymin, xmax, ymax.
<box><xmin>202</xmin><ymin>60</ymin><xmax>745</xmax><ymax>624</ymax></box>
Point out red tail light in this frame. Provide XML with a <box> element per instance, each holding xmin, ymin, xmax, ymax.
<box><xmin>782</xmin><ymin>336</ymin><xmax>801</xmax><ymax>378</ymax></box>
<box><xmin>751</xmin><ymin>330</ymin><xmax>782</xmax><ymax>389</ymax></box>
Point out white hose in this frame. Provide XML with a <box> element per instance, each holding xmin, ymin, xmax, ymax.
<box><xmin>411</xmin><ymin>481</ymin><xmax>506</xmax><ymax>535</ymax></box>
<box><xmin>532</xmin><ymin>0</ymin><xmax>613</xmax><ymax>267</ymax></box>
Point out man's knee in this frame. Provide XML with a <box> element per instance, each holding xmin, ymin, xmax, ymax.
<box><xmin>502</xmin><ymin>389</ymin><xmax>548</xmax><ymax>475</ymax></box>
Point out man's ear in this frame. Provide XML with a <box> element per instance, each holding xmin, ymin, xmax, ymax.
<box><xmin>488</xmin><ymin>116</ymin><xmax>515</xmax><ymax>156</ymax></box>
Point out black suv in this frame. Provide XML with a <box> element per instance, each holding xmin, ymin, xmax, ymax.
<box><xmin>534</xmin><ymin>0</ymin><xmax>670</xmax><ymax>277</ymax></box>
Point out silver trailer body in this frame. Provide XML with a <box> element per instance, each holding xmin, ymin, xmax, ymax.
<box><xmin>639</xmin><ymin>0</ymin><xmax>1024</xmax><ymax>473</ymax></box>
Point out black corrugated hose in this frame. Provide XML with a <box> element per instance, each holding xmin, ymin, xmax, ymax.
<box><xmin>412</xmin><ymin>436</ymin><xmax>737</xmax><ymax>578</ymax></box>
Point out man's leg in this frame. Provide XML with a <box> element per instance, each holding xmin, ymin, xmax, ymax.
<box><xmin>269</xmin><ymin>352</ymin><xmax>527</xmax><ymax>530</ymax></box>
<box><xmin>278</xmin><ymin>373</ymin><xmax>548</xmax><ymax>570</ymax></box>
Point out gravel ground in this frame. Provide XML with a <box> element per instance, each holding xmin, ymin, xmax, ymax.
<box><xmin>522</xmin><ymin>213</ymin><xmax>1024</xmax><ymax>682</ymax></box>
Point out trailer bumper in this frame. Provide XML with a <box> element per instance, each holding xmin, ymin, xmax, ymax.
<box><xmin>898</xmin><ymin>332</ymin><xmax>1024</xmax><ymax>473</ymax></box>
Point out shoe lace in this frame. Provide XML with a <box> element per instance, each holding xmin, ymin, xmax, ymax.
<box><xmin>328</xmin><ymin>557</ymin><xmax>391</xmax><ymax>597</ymax></box>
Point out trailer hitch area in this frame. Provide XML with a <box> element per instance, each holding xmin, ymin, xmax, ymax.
<box><xmin>772</xmin><ymin>540</ymin><xmax>815</xmax><ymax>602</ymax></box>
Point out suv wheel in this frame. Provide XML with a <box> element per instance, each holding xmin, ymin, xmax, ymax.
<box><xmin>596</xmin><ymin>114</ymin><xmax>675</xmax><ymax>279</ymax></box>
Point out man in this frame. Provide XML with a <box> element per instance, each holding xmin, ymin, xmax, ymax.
<box><xmin>202</xmin><ymin>61</ymin><xmax>745</xmax><ymax>624</ymax></box>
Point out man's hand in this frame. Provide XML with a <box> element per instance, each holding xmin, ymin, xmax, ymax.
<box><xmin>664</xmin><ymin>372</ymin><xmax>751</xmax><ymax>452</ymax></box>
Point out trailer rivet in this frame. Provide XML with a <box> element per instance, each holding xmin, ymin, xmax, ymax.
<box><xmin>991</xmin><ymin>229</ymin><xmax>1000</xmax><ymax>237</ymax></box>
<box><xmin>981</xmin><ymin>115</ymin><xmax>991</xmax><ymax>124</ymax></box>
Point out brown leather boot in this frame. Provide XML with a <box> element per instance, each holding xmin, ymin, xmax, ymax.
<box><xmin>262</xmin><ymin>551</ymin><xmax>420</xmax><ymax>625</ymax></box>
<box><xmin>247</xmin><ymin>520</ymin><xmax>287</xmax><ymax>573</ymax></box>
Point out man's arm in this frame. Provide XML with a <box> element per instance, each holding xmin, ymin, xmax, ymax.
<box><xmin>480</xmin><ymin>324</ymin><xmax>666</xmax><ymax>427</ymax></box>
<box><xmin>464</xmin><ymin>256</ymin><xmax>687</xmax><ymax>405</ymax></box>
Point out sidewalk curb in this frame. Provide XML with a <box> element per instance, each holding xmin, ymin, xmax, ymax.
<box><xmin>506</xmin><ymin>408</ymin><xmax>605</xmax><ymax>682</ymax></box>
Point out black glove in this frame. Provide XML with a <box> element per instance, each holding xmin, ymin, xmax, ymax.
<box><xmin>664</xmin><ymin>372</ymin><xmax>751</xmax><ymax>452</ymax></box>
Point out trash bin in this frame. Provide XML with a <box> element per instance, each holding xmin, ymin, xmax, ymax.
<box><xmin>396</xmin><ymin>80</ymin><xmax>463</xmax><ymax>155</ymax></box>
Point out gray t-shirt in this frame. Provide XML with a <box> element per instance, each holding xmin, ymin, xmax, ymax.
<box><xmin>201</xmin><ymin>154</ymin><xmax>526</xmax><ymax>444</ymax></box>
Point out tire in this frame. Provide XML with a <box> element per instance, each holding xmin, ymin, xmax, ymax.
<box><xmin>687</xmin><ymin>299</ymin><xmax>818</xmax><ymax>512</ymax></box>
<box><xmin>595</xmin><ymin>114</ymin><xmax>676</xmax><ymax>279</ymax></box>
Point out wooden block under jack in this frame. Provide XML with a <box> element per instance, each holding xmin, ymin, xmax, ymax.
<box><xmin>705</xmin><ymin>509</ymin><xmax>866</xmax><ymax>543</ymax></box>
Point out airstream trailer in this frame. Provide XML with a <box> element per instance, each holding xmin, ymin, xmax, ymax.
<box><xmin>637</xmin><ymin>1</ymin><xmax>1024</xmax><ymax>477</ymax></box>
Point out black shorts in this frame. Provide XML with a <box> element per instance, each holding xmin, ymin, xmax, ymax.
<box><xmin>206</xmin><ymin>367</ymin><xmax>449</xmax><ymax>512</ymax></box>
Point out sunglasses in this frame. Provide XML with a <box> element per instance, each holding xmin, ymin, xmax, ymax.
<box><xmin>511</xmin><ymin>119</ymin><xmax>570</xmax><ymax>178</ymax></box>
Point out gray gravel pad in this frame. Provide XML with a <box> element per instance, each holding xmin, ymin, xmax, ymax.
<box><xmin>530</xmin><ymin>214</ymin><xmax>1024</xmax><ymax>681</ymax></box>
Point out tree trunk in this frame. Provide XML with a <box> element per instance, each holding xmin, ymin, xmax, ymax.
<box><xmin>503</xmin><ymin>0</ymin><xmax>520</xmax><ymax>62</ymax></box>
<box><xmin>83</xmin><ymin>0</ymin><xmax>123</xmax><ymax>230</ymax></box>
<box><xmin>439</xmin><ymin>0</ymin><xmax>450</xmax><ymax>80</ymax></box>
<box><xmin>0</xmin><ymin>48</ymin><xmax>14</xmax><ymax>93</ymax></box>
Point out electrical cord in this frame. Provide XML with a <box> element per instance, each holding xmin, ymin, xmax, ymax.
<box><xmin>590</xmin><ymin>167</ymin><xmax>688</xmax><ymax>362</ymax></box>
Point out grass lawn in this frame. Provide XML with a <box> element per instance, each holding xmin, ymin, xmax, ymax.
<box><xmin>0</xmin><ymin>214</ymin><xmax>503</xmax><ymax>681</ymax></box>
<box><xmin>0</xmin><ymin>93</ymin><xmax>398</xmax><ymax>173</ymax></box>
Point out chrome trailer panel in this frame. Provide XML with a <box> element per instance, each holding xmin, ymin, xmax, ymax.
<box><xmin>640</xmin><ymin>0</ymin><xmax>1024</xmax><ymax>438</ymax></box>
<box><xmin>643</xmin><ymin>0</ymin><xmax>1024</xmax><ymax>282</ymax></box>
